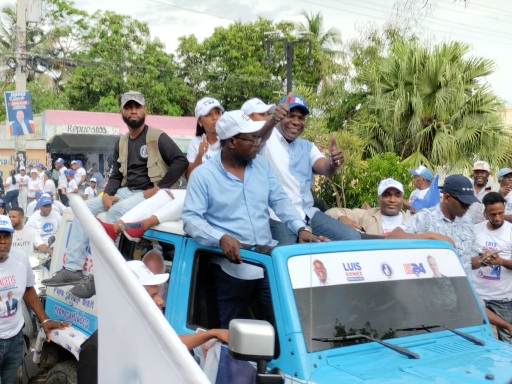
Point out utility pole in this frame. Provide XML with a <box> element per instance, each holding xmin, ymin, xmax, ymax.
<box><xmin>263</xmin><ymin>36</ymin><xmax>312</xmax><ymax>93</ymax></box>
<box><xmin>15</xmin><ymin>0</ymin><xmax>27</xmax><ymax>164</ymax></box>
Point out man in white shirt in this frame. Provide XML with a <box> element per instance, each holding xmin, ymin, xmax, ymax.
<box><xmin>83</xmin><ymin>178</ymin><xmax>98</xmax><ymax>201</ymax></box>
<box><xmin>54</xmin><ymin>158</ymin><xmax>68</xmax><ymax>206</ymax></box>
<box><xmin>72</xmin><ymin>160</ymin><xmax>87</xmax><ymax>190</ymax></box>
<box><xmin>403</xmin><ymin>165</ymin><xmax>433</xmax><ymax>214</ymax></box>
<box><xmin>8</xmin><ymin>207</ymin><xmax>52</xmax><ymax>256</ymax></box>
<box><xmin>64</xmin><ymin>170</ymin><xmax>78</xmax><ymax>194</ymax></box>
<box><xmin>16</xmin><ymin>167</ymin><xmax>28</xmax><ymax>213</ymax></box>
<box><xmin>472</xmin><ymin>161</ymin><xmax>497</xmax><ymax>202</ymax></box>
<box><xmin>470</xmin><ymin>192</ymin><xmax>512</xmax><ymax>343</ymax></box>
<box><xmin>496</xmin><ymin>168</ymin><xmax>512</xmax><ymax>223</ymax></box>
<box><xmin>25</xmin><ymin>196</ymin><xmax>61</xmax><ymax>245</ymax></box>
<box><xmin>36</xmin><ymin>163</ymin><xmax>46</xmax><ymax>182</ymax></box>
<box><xmin>43</xmin><ymin>170</ymin><xmax>56</xmax><ymax>195</ymax></box>
<box><xmin>326</xmin><ymin>178</ymin><xmax>410</xmax><ymax>236</ymax></box>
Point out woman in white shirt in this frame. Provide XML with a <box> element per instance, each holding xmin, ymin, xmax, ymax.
<box><xmin>185</xmin><ymin>97</ymin><xmax>224</xmax><ymax>179</ymax></box>
<box><xmin>27</xmin><ymin>169</ymin><xmax>43</xmax><ymax>204</ymax></box>
<box><xmin>3</xmin><ymin>170</ymin><xmax>19</xmax><ymax>211</ymax></box>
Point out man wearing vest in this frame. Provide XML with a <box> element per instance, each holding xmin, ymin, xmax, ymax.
<box><xmin>42</xmin><ymin>91</ymin><xmax>188</xmax><ymax>298</ymax></box>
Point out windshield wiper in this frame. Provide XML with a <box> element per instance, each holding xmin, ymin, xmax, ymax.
<box><xmin>312</xmin><ymin>334</ymin><xmax>419</xmax><ymax>359</ymax></box>
<box><xmin>396</xmin><ymin>325</ymin><xmax>485</xmax><ymax>346</ymax></box>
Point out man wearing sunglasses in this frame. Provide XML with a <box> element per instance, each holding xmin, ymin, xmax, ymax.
<box><xmin>387</xmin><ymin>174</ymin><xmax>479</xmax><ymax>272</ymax></box>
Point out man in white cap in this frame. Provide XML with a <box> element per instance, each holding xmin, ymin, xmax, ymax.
<box><xmin>54</xmin><ymin>158</ymin><xmax>68</xmax><ymax>206</ymax></box>
<box><xmin>77</xmin><ymin>260</ymin><xmax>228</xmax><ymax>384</ymax></box>
<box><xmin>404</xmin><ymin>165</ymin><xmax>433</xmax><ymax>213</ymax></box>
<box><xmin>326</xmin><ymin>178</ymin><xmax>410</xmax><ymax>236</ymax></box>
<box><xmin>0</xmin><ymin>215</ymin><xmax>68</xmax><ymax>383</ymax></box>
<box><xmin>241</xmin><ymin>98</ymin><xmax>275</xmax><ymax>121</ymax></box>
<box><xmin>16</xmin><ymin>166</ymin><xmax>29</xmax><ymax>213</ymax></box>
<box><xmin>182</xmin><ymin>110</ymin><xmax>327</xmax><ymax>328</ymax></box>
<box><xmin>472</xmin><ymin>161</ymin><xmax>496</xmax><ymax>202</ymax></box>
<box><xmin>83</xmin><ymin>178</ymin><xmax>98</xmax><ymax>201</ymax></box>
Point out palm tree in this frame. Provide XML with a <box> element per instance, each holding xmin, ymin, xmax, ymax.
<box><xmin>349</xmin><ymin>39</ymin><xmax>510</xmax><ymax>171</ymax></box>
<box><xmin>296</xmin><ymin>10</ymin><xmax>342</xmax><ymax>57</ymax></box>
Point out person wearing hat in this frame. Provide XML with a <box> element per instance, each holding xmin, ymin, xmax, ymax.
<box><xmin>9</xmin><ymin>207</ymin><xmax>53</xmax><ymax>256</ymax></box>
<box><xmin>259</xmin><ymin>93</ymin><xmax>360</xmax><ymax>245</ymax></box>
<box><xmin>0</xmin><ymin>215</ymin><xmax>68</xmax><ymax>382</ymax></box>
<box><xmin>42</xmin><ymin>90</ymin><xmax>188</xmax><ymax>296</ymax></box>
<box><xmin>388</xmin><ymin>174</ymin><xmax>479</xmax><ymax>272</ymax></box>
<box><xmin>0</xmin><ymin>199</ymin><xmax>5</xmax><ymax>215</ymax></box>
<box><xmin>404</xmin><ymin>165</ymin><xmax>434</xmax><ymax>214</ymax></box>
<box><xmin>43</xmin><ymin>170</ymin><xmax>56</xmax><ymax>196</ymax></box>
<box><xmin>325</xmin><ymin>178</ymin><xmax>411</xmax><ymax>236</ymax></box>
<box><xmin>54</xmin><ymin>158</ymin><xmax>69</xmax><ymax>206</ymax></box>
<box><xmin>469</xmin><ymin>192</ymin><xmax>512</xmax><ymax>342</ymax></box>
<box><xmin>16</xmin><ymin>167</ymin><xmax>29</xmax><ymax>213</ymax></box>
<box><xmin>83</xmin><ymin>178</ymin><xmax>98</xmax><ymax>201</ymax></box>
<box><xmin>495</xmin><ymin>168</ymin><xmax>512</xmax><ymax>222</ymax></box>
<box><xmin>25</xmin><ymin>195</ymin><xmax>62</xmax><ymax>246</ymax></box>
<box><xmin>64</xmin><ymin>169</ymin><xmax>78</xmax><ymax>195</ymax></box>
<box><xmin>241</xmin><ymin>97</ymin><xmax>275</xmax><ymax>121</ymax></box>
<box><xmin>71</xmin><ymin>160</ymin><xmax>87</xmax><ymax>190</ymax></box>
<box><xmin>88</xmin><ymin>164</ymin><xmax>104</xmax><ymax>187</ymax></box>
<box><xmin>472</xmin><ymin>161</ymin><xmax>497</xmax><ymax>202</ymax></box>
<box><xmin>27</xmin><ymin>168</ymin><xmax>43</xmax><ymax>204</ymax></box>
<box><xmin>76</xmin><ymin>259</ymin><xmax>228</xmax><ymax>384</ymax></box>
<box><xmin>185</xmin><ymin>97</ymin><xmax>225</xmax><ymax>179</ymax></box>
<box><xmin>36</xmin><ymin>163</ymin><xmax>46</xmax><ymax>182</ymax></box>
<box><xmin>182</xmin><ymin>110</ymin><xmax>327</xmax><ymax>328</ymax></box>
<box><xmin>25</xmin><ymin>191</ymin><xmax>43</xmax><ymax>218</ymax></box>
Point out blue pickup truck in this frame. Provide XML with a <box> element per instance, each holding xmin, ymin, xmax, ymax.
<box><xmin>35</xmin><ymin>201</ymin><xmax>512</xmax><ymax>383</ymax></box>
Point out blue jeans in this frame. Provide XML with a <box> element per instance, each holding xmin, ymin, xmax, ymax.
<box><xmin>270</xmin><ymin>211</ymin><xmax>361</xmax><ymax>246</ymax></box>
<box><xmin>64</xmin><ymin>187</ymin><xmax>145</xmax><ymax>271</ymax></box>
<box><xmin>0</xmin><ymin>329</ymin><xmax>24</xmax><ymax>384</ymax></box>
<box><xmin>485</xmin><ymin>299</ymin><xmax>512</xmax><ymax>343</ymax></box>
<box><xmin>4</xmin><ymin>190</ymin><xmax>19</xmax><ymax>211</ymax></box>
<box><xmin>211</xmin><ymin>264</ymin><xmax>274</xmax><ymax>328</ymax></box>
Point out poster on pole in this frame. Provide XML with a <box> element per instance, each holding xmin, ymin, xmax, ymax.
<box><xmin>5</xmin><ymin>90</ymin><xmax>36</xmax><ymax>136</ymax></box>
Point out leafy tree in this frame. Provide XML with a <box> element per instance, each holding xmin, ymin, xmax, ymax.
<box><xmin>349</xmin><ymin>40</ymin><xmax>510</xmax><ymax>171</ymax></box>
<box><xmin>296</xmin><ymin>10</ymin><xmax>342</xmax><ymax>58</ymax></box>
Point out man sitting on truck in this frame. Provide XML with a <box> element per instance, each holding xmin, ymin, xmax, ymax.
<box><xmin>325</xmin><ymin>178</ymin><xmax>410</xmax><ymax>236</ymax></box>
<box><xmin>25</xmin><ymin>196</ymin><xmax>61</xmax><ymax>246</ymax></box>
<box><xmin>182</xmin><ymin>110</ymin><xmax>327</xmax><ymax>328</ymax></box>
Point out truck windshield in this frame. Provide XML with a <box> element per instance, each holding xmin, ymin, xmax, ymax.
<box><xmin>288</xmin><ymin>248</ymin><xmax>485</xmax><ymax>353</ymax></box>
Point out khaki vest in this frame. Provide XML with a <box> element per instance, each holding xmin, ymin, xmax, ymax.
<box><xmin>118</xmin><ymin>126</ymin><xmax>168</xmax><ymax>187</ymax></box>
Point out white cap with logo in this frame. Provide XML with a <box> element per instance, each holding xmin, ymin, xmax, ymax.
<box><xmin>127</xmin><ymin>260</ymin><xmax>169</xmax><ymax>286</ymax></box>
<box><xmin>194</xmin><ymin>97</ymin><xmax>224</xmax><ymax>120</ymax></box>
<box><xmin>241</xmin><ymin>98</ymin><xmax>275</xmax><ymax>115</ymax></box>
<box><xmin>377</xmin><ymin>178</ymin><xmax>404</xmax><ymax>196</ymax></box>
<box><xmin>0</xmin><ymin>215</ymin><xmax>14</xmax><ymax>233</ymax></box>
<box><xmin>216</xmin><ymin>110</ymin><xmax>265</xmax><ymax>140</ymax></box>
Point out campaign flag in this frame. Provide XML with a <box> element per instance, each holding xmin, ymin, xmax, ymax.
<box><xmin>71</xmin><ymin>195</ymin><xmax>210</xmax><ymax>384</ymax></box>
<box><xmin>4</xmin><ymin>90</ymin><xmax>36</xmax><ymax>136</ymax></box>
<box><xmin>412</xmin><ymin>174</ymin><xmax>440</xmax><ymax>211</ymax></box>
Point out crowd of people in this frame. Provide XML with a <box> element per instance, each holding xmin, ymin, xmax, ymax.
<box><xmin>1</xmin><ymin>89</ymin><xmax>511</xmax><ymax>381</ymax></box>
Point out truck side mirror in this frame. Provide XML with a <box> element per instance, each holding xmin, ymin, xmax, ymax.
<box><xmin>228</xmin><ymin>319</ymin><xmax>283</xmax><ymax>384</ymax></box>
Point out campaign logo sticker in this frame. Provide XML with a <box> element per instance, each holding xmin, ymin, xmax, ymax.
<box><xmin>381</xmin><ymin>263</ymin><xmax>393</xmax><ymax>278</ymax></box>
<box><xmin>403</xmin><ymin>262</ymin><xmax>426</xmax><ymax>277</ymax></box>
<box><xmin>140</xmin><ymin>145</ymin><xmax>149</xmax><ymax>158</ymax></box>
<box><xmin>343</xmin><ymin>262</ymin><xmax>364</xmax><ymax>282</ymax></box>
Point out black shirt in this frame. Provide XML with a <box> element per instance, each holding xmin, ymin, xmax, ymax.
<box><xmin>104</xmin><ymin>126</ymin><xmax>188</xmax><ymax>195</ymax></box>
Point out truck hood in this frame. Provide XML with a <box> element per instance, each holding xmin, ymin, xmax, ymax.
<box><xmin>309</xmin><ymin>338</ymin><xmax>512</xmax><ymax>383</ymax></box>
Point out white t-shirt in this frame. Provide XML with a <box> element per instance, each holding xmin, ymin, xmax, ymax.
<box><xmin>27</xmin><ymin>177</ymin><xmax>43</xmax><ymax>198</ymax></box>
<box><xmin>472</xmin><ymin>220</ymin><xmax>512</xmax><ymax>300</ymax></box>
<box><xmin>12</xmin><ymin>226</ymin><xmax>44</xmax><ymax>255</ymax></box>
<box><xmin>26</xmin><ymin>200</ymin><xmax>37</xmax><ymax>217</ymax></box>
<box><xmin>381</xmin><ymin>213</ymin><xmax>404</xmax><ymax>235</ymax></box>
<box><xmin>38</xmin><ymin>171</ymin><xmax>45</xmax><ymax>182</ymax></box>
<box><xmin>43</xmin><ymin>179</ymin><xmax>56</xmax><ymax>195</ymax></box>
<box><xmin>57</xmin><ymin>167</ymin><xmax>67</xmax><ymax>189</ymax></box>
<box><xmin>52</xmin><ymin>201</ymin><xmax>66</xmax><ymax>216</ymax></box>
<box><xmin>408</xmin><ymin>188</ymin><xmax>429</xmax><ymax>206</ymax></box>
<box><xmin>186</xmin><ymin>136</ymin><xmax>221</xmax><ymax>163</ymax></box>
<box><xmin>0</xmin><ymin>249</ymin><xmax>35</xmax><ymax>338</ymax></box>
<box><xmin>4</xmin><ymin>175</ymin><xmax>20</xmax><ymax>193</ymax></box>
<box><xmin>74</xmin><ymin>167</ymin><xmax>86</xmax><ymax>187</ymax></box>
<box><xmin>17</xmin><ymin>174</ymin><xmax>28</xmax><ymax>191</ymax></box>
<box><xmin>26</xmin><ymin>210</ymin><xmax>62</xmax><ymax>245</ymax></box>
<box><xmin>84</xmin><ymin>186</ymin><xmax>97</xmax><ymax>199</ymax></box>
<box><xmin>66</xmin><ymin>179</ymin><xmax>78</xmax><ymax>194</ymax></box>
<box><xmin>504</xmin><ymin>191</ymin><xmax>512</xmax><ymax>216</ymax></box>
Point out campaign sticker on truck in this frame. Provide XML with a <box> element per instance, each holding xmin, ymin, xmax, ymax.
<box><xmin>288</xmin><ymin>248</ymin><xmax>466</xmax><ymax>289</ymax></box>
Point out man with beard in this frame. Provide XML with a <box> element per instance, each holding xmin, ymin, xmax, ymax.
<box><xmin>43</xmin><ymin>91</ymin><xmax>188</xmax><ymax>299</ymax></box>
<box><xmin>259</xmin><ymin>94</ymin><xmax>360</xmax><ymax>245</ymax></box>
<box><xmin>470</xmin><ymin>192</ymin><xmax>512</xmax><ymax>343</ymax></box>
<box><xmin>325</xmin><ymin>178</ymin><xmax>410</xmax><ymax>236</ymax></box>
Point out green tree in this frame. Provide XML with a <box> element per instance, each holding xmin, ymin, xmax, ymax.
<box><xmin>296</xmin><ymin>10</ymin><xmax>342</xmax><ymax>57</ymax></box>
<box><xmin>63</xmin><ymin>10</ymin><xmax>192</xmax><ymax>114</ymax></box>
<box><xmin>349</xmin><ymin>40</ymin><xmax>510</xmax><ymax>171</ymax></box>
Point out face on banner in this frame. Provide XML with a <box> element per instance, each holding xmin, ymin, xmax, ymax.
<box><xmin>4</xmin><ymin>91</ymin><xmax>35</xmax><ymax>136</ymax></box>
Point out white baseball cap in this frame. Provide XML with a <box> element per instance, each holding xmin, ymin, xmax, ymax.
<box><xmin>241</xmin><ymin>98</ymin><xmax>275</xmax><ymax>115</ymax></box>
<box><xmin>473</xmin><ymin>161</ymin><xmax>490</xmax><ymax>172</ymax></box>
<box><xmin>19</xmin><ymin>166</ymin><xmax>26</xmax><ymax>171</ymax></box>
<box><xmin>127</xmin><ymin>260</ymin><xmax>169</xmax><ymax>286</ymax></box>
<box><xmin>377</xmin><ymin>178</ymin><xmax>404</xmax><ymax>196</ymax></box>
<box><xmin>194</xmin><ymin>97</ymin><xmax>224</xmax><ymax>119</ymax></box>
<box><xmin>30</xmin><ymin>168</ymin><xmax>38</xmax><ymax>174</ymax></box>
<box><xmin>90</xmin><ymin>178</ymin><xmax>97</xmax><ymax>183</ymax></box>
<box><xmin>0</xmin><ymin>215</ymin><xmax>13</xmax><ymax>233</ymax></box>
<box><xmin>216</xmin><ymin>110</ymin><xmax>265</xmax><ymax>140</ymax></box>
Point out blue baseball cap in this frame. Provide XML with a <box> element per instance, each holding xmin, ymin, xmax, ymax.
<box><xmin>35</xmin><ymin>191</ymin><xmax>44</xmax><ymax>198</ymax></box>
<box><xmin>64</xmin><ymin>170</ymin><xmax>75</xmax><ymax>177</ymax></box>
<box><xmin>44</xmin><ymin>170</ymin><xmax>52</xmax><ymax>177</ymax></box>
<box><xmin>279</xmin><ymin>94</ymin><xmax>310</xmax><ymax>115</ymax></box>
<box><xmin>497</xmin><ymin>168</ymin><xmax>512</xmax><ymax>179</ymax></box>
<box><xmin>37</xmin><ymin>163</ymin><xmax>45</xmax><ymax>169</ymax></box>
<box><xmin>55</xmin><ymin>158</ymin><xmax>64</xmax><ymax>164</ymax></box>
<box><xmin>409</xmin><ymin>165</ymin><xmax>434</xmax><ymax>181</ymax></box>
<box><xmin>36</xmin><ymin>197</ymin><xmax>53</xmax><ymax>208</ymax></box>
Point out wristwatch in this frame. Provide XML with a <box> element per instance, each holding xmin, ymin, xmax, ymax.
<box><xmin>298</xmin><ymin>226</ymin><xmax>313</xmax><ymax>235</ymax></box>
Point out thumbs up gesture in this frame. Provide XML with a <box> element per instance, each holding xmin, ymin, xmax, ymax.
<box><xmin>329</xmin><ymin>133</ymin><xmax>343</xmax><ymax>168</ymax></box>
<box><xmin>271</xmin><ymin>92</ymin><xmax>292</xmax><ymax>124</ymax></box>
